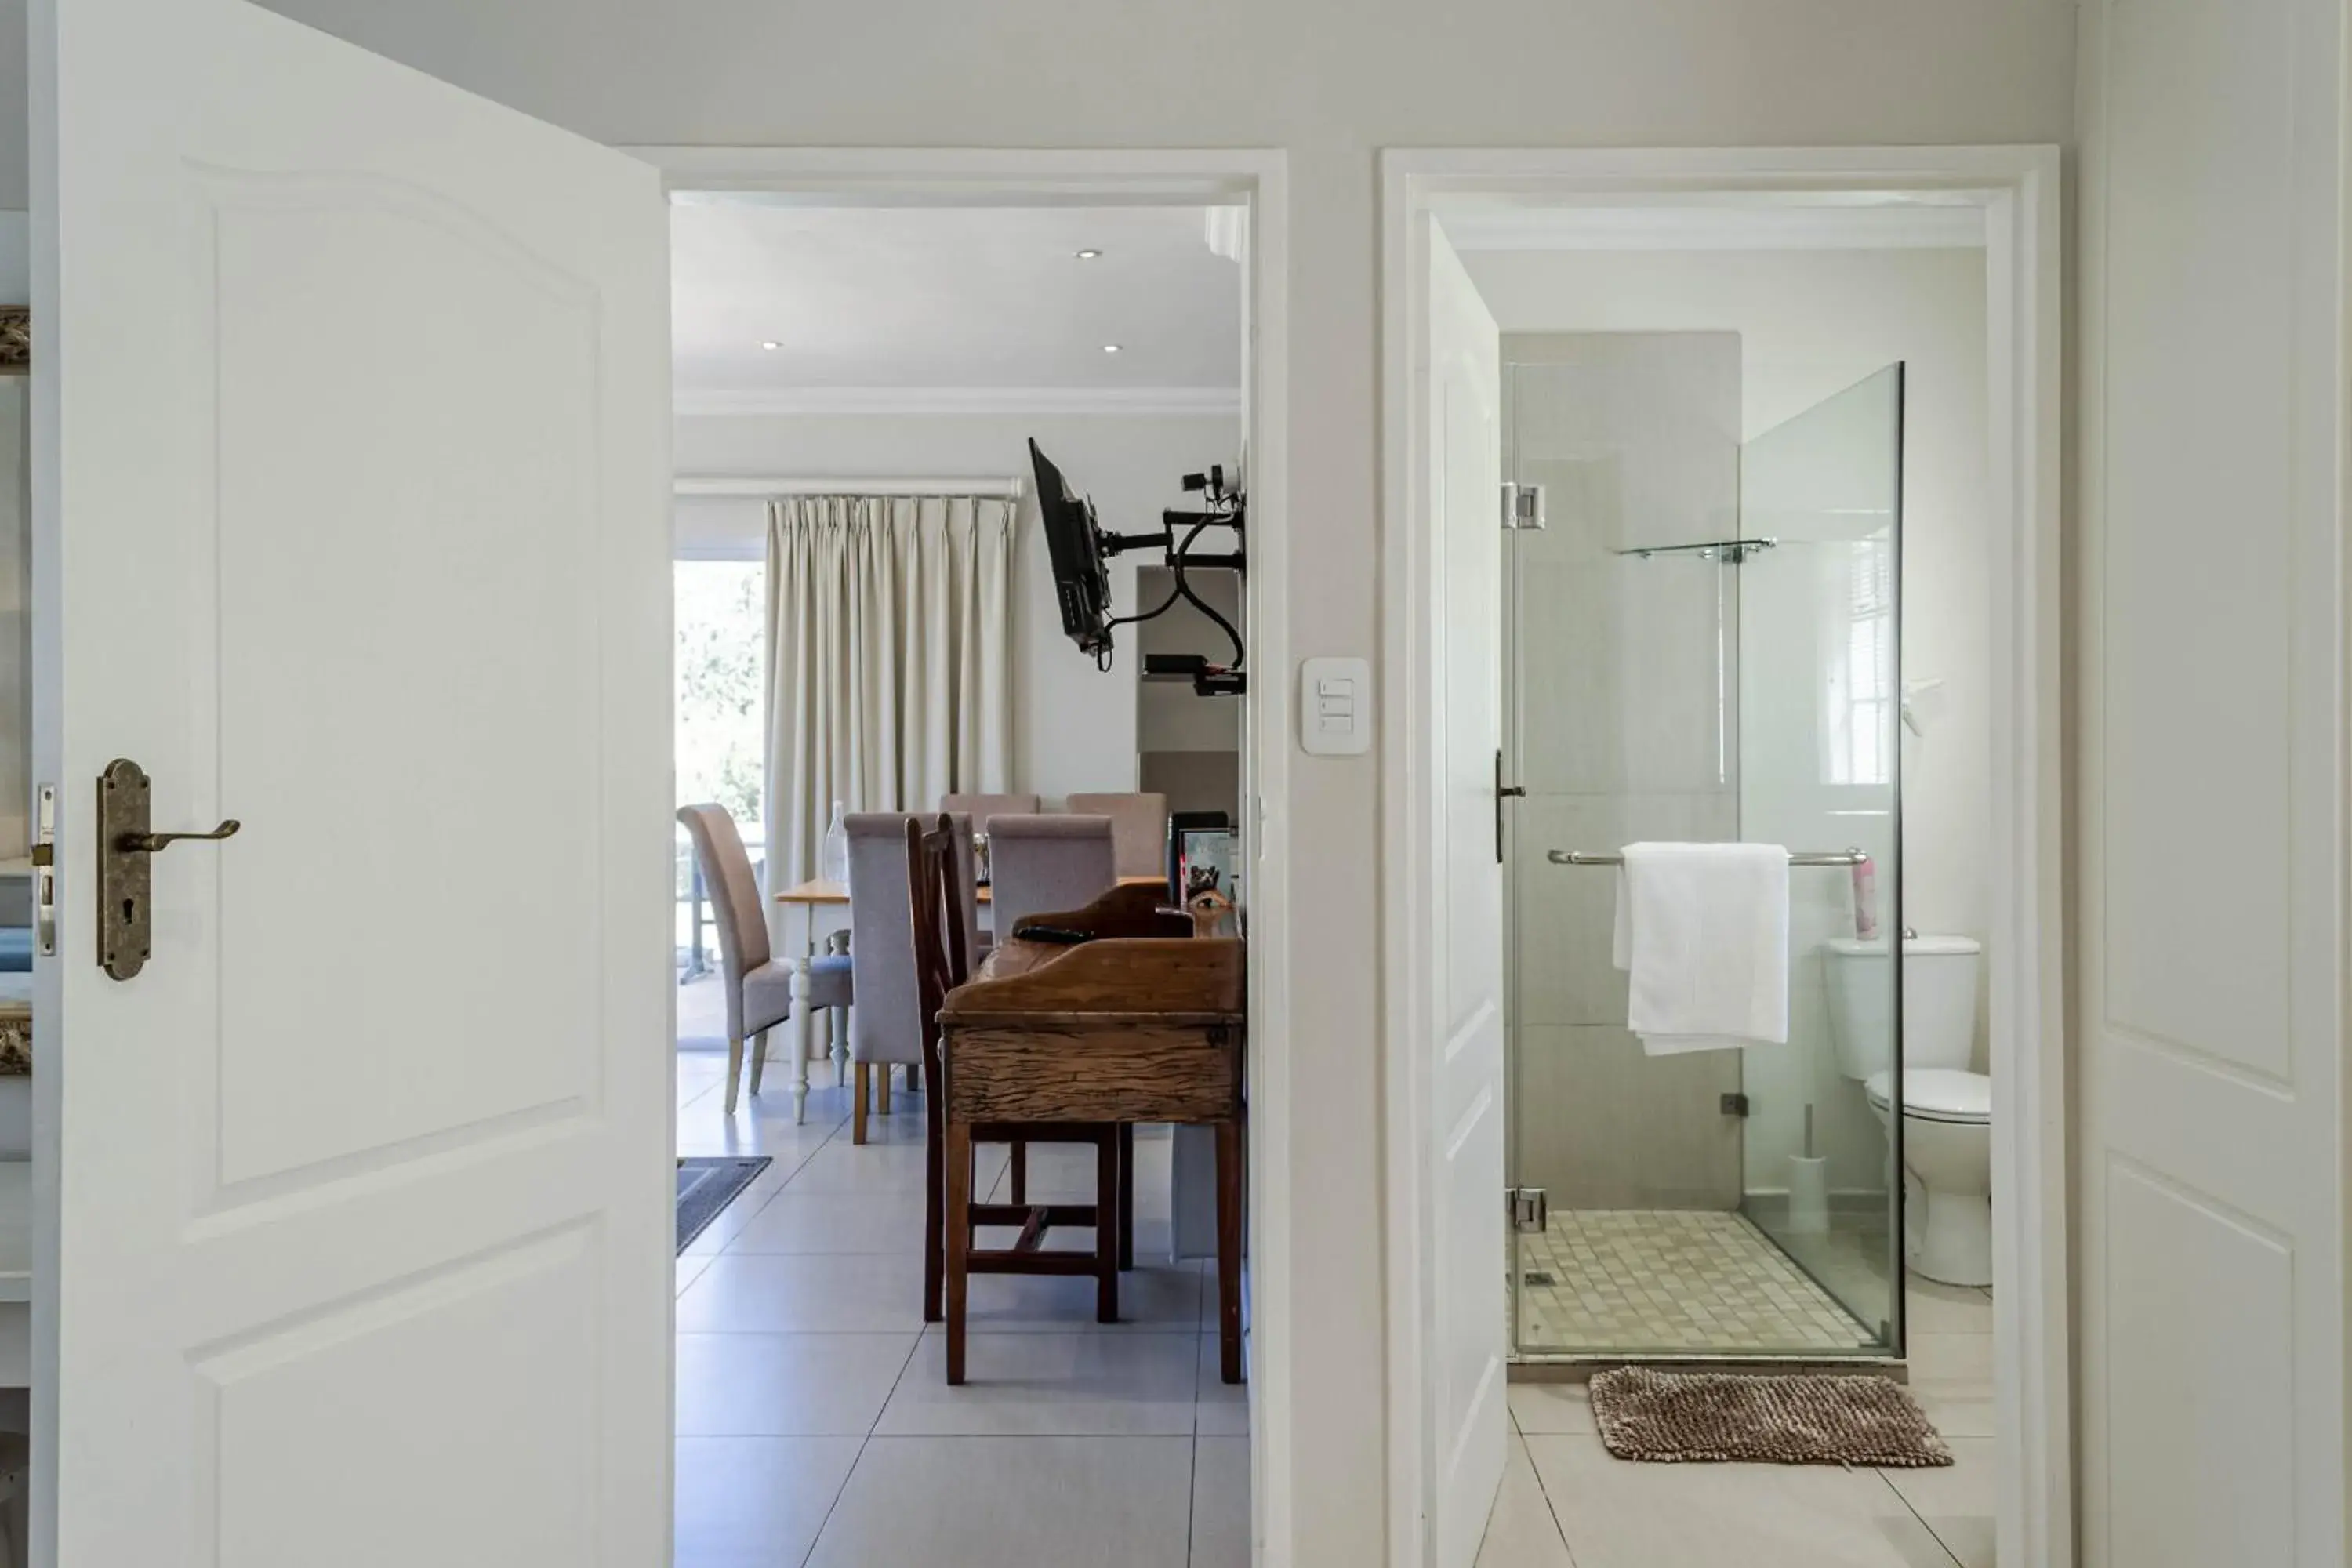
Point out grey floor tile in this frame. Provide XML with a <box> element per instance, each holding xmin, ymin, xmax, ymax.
<box><xmin>676</xmin><ymin>1331</ymin><xmax>918</xmax><ymax>1437</ymax></box>
<box><xmin>1882</xmin><ymin>1436</ymin><xmax>1995</xmax><ymax>1568</ymax></box>
<box><xmin>960</xmin><ymin>1259</ymin><xmax>1206</xmax><ymax>1334</ymax></box>
<box><xmin>724</xmin><ymin>1189</ymin><xmax>931</xmax><ymax>1255</ymax></box>
<box><xmin>1196</xmin><ymin>1332</ymin><xmax>1249</xmax><ymax>1436</ymax></box>
<box><xmin>677</xmin><ymin>1252</ymin><xmax>931</xmax><ymax>1334</ymax></box>
<box><xmin>1475</xmin><ymin>1432</ymin><xmax>1574</xmax><ymax>1567</ymax></box>
<box><xmin>673</xmin><ymin>1435</ymin><xmax>861</xmax><ymax>1568</ymax></box>
<box><xmin>1525</xmin><ymin>1434</ymin><xmax>1963</xmax><ymax>1567</ymax></box>
<box><xmin>1507</xmin><ymin>1381</ymin><xmax>1595</xmax><ymax>1436</ymax></box>
<box><xmin>805</xmin><ymin>1436</ymin><xmax>1195</xmax><ymax>1568</ymax></box>
<box><xmin>877</xmin><ymin>1331</ymin><xmax>1200</xmax><ymax>1436</ymax></box>
<box><xmin>1192</xmin><ymin>1435</ymin><xmax>1252</xmax><ymax>1568</ymax></box>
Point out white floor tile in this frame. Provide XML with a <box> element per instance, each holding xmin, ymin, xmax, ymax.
<box><xmin>1192</xmin><ymin>1435</ymin><xmax>1251</xmax><ymax>1568</ymax></box>
<box><xmin>725</xmin><ymin>1189</ymin><xmax>931</xmax><ymax>1255</ymax></box>
<box><xmin>961</xmin><ymin>1259</ymin><xmax>1205</xmax><ymax>1334</ymax></box>
<box><xmin>1525</xmin><ymin>1434</ymin><xmax>1965</xmax><ymax>1568</ymax></box>
<box><xmin>785</xmin><ymin>1137</ymin><xmax>1007</xmax><ymax>1197</ymax></box>
<box><xmin>676</xmin><ymin>1332</ymin><xmax>918</xmax><ymax>1437</ymax></box>
<box><xmin>1507</xmin><ymin>1381</ymin><xmax>1595</xmax><ymax>1436</ymax></box>
<box><xmin>1196</xmin><ymin>1332</ymin><xmax>1248</xmax><ymax>1436</ymax></box>
<box><xmin>805</xmin><ymin>1436</ymin><xmax>1195</xmax><ymax>1568</ymax></box>
<box><xmin>877</xmin><ymin>1331</ymin><xmax>1199</xmax><ymax>1436</ymax></box>
<box><xmin>1882</xmin><ymin>1437</ymin><xmax>1995</xmax><ymax>1568</ymax></box>
<box><xmin>1912</xmin><ymin>1388</ymin><xmax>1996</xmax><ymax>1441</ymax></box>
<box><xmin>677</xmin><ymin>1253</ymin><xmax>931</xmax><ymax>1334</ymax></box>
<box><xmin>1906</xmin><ymin>1331</ymin><xmax>1994</xmax><ymax>1385</ymax></box>
<box><xmin>1475</xmin><ymin>1432</ymin><xmax>1574</xmax><ymax>1568</ymax></box>
<box><xmin>1906</xmin><ymin>1282</ymin><xmax>1995</xmax><ymax>1335</ymax></box>
<box><xmin>674</xmin><ymin>1435</ymin><xmax>861</xmax><ymax>1568</ymax></box>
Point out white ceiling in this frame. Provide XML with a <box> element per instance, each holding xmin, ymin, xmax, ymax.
<box><xmin>670</xmin><ymin>203</ymin><xmax>1243</xmax><ymax>412</ymax></box>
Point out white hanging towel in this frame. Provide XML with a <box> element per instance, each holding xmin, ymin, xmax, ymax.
<box><xmin>1611</xmin><ymin>841</ymin><xmax>1791</xmax><ymax>1056</ymax></box>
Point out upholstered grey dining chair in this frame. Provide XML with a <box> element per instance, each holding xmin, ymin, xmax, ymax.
<box><xmin>678</xmin><ymin>804</ymin><xmax>851</xmax><ymax>1114</ymax></box>
<box><xmin>1065</xmin><ymin>792</ymin><xmax>1170</xmax><ymax>880</ymax></box>
<box><xmin>986</xmin><ymin>814</ymin><xmax>1118</xmax><ymax>939</ymax></box>
<box><xmin>938</xmin><ymin>792</ymin><xmax>1041</xmax><ymax>831</ymax></box>
<box><xmin>843</xmin><ymin>814</ymin><xmax>922</xmax><ymax>1144</ymax></box>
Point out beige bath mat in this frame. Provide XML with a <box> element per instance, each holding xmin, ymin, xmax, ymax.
<box><xmin>1588</xmin><ymin>1367</ymin><xmax>1954</xmax><ymax>1467</ymax></box>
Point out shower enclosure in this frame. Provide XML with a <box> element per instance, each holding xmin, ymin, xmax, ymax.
<box><xmin>1501</xmin><ymin>332</ymin><xmax>1905</xmax><ymax>1361</ymax></box>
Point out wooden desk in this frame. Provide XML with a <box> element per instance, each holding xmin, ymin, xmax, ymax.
<box><xmin>769</xmin><ymin>874</ymin><xmax>1162</xmax><ymax>1123</ymax></box>
<box><xmin>938</xmin><ymin>916</ymin><xmax>1246</xmax><ymax>1384</ymax></box>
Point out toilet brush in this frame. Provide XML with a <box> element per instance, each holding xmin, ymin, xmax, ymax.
<box><xmin>1789</xmin><ymin>1102</ymin><xmax>1831</xmax><ymax>1235</ymax></box>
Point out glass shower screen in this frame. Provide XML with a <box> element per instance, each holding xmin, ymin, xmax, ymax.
<box><xmin>1502</xmin><ymin>337</ymin><xmax>1904</xmax><ymax>1362</ymax></box>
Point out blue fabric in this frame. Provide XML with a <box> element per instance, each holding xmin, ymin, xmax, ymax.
<box><xmin>0</xmin><ymin>930</ymin><xmax>30</xmax><ymax>974</ymax></box>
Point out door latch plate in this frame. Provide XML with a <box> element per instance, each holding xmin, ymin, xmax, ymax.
<box><xmin>97</xmin><ymin>759</ymin><xmax>154</xmax><ymax>981</ymax></box>
<box><xmin>31</xmin><ymin>784</ymin><xmax>54</xmax><ymax>958</ymax></box>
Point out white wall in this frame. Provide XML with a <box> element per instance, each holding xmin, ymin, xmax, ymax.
<box><xmin>9</xmin><ymin>4</ymin><xmax>2076</xmax><ymax>1553</ymax></box>
<box><xmin>674</xmin><ymin>410</ymin><xmax>1240</xmax><ymax>805</ymax></box>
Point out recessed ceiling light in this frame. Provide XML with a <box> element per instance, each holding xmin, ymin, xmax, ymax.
<box><xmin>1075</xmin><ymin>249</ymin><xmax>1103</xmax><ymax>260</ymax></box>
<box><xmin>1101</xmin><ymin>343</ymin><xmax>1123</xmax><ymax>354</ymax></box>
<box><xmin>760</xmin><ymin>339</ymin><xmax>781</xmax><ymax>350</ymax></box>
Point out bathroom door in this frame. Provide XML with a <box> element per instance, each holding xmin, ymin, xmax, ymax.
<box><xmin>34</xmin><ymin>0</ymin><xmax>675</xmax><ymax>1560</ymax></box>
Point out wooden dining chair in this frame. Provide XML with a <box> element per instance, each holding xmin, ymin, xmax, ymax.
<box><xmin>908</xmin><ymin>814</ymin><xmax>1126</xmax><ymax>1378</ymax></box>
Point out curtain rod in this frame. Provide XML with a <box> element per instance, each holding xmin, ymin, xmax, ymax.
<box><xmin>675</xmin><ymin>474</ymin><xmax>1025</xmax><ymax>499</ymax></box>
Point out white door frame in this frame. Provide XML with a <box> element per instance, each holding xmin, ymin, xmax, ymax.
<box><xmin>630</xmin><ymin>145</ymin><xmax>1295</xmax><ymax>1564</ymax></box>
<box><xmin>1378</xmin><ymin>146</ymin><xmax>2067</xmax><ymax>1568</ymax></box>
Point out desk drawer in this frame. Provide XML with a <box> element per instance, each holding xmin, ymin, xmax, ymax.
<box><xmin>945</xmin><ymin>1024</ymin><xmax>1241</xmax><ymax>1123</ymax></box>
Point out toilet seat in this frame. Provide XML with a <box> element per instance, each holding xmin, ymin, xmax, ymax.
<box><xmin>1863</xmin><ymin>1068</ymin><xmax>1991</xmax><ymax>1124</ymax></box>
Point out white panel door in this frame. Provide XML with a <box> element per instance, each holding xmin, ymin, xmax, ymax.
<box><xmin>31</xmin><ymin>0</ymin><xmax>673</xmax><ymax>1562</ymax></box>
<box><xmin>1422</xmin><ymin>219</ymin><xmax>1508</xmax><ymax>1568</ymax></box>
<box><xmin>2081</xmin><ymin>0</ymin><xmax>2347</xmax><ymax>1562</ymax></box>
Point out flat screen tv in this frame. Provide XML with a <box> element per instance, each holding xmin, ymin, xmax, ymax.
<box><xmin>1028</xmin><ymin>439</ymin><xmax>1114</xmax><ymax>660</ymax></box>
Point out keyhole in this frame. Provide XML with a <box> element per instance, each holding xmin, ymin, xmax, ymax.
<box><xmin>122</xmin><ymin>897</ymin><xmax>136</xmax><ymax>926</ymax></box>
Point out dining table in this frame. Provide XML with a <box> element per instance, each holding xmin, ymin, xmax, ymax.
<box><xmin>771</xmin><ymin>872</ymin><xmax>1165</xmax><ymax>1124</ymax></box>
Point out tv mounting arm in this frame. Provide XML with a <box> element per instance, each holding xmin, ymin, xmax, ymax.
<box><xmin>1103</xmin><ymin>466</ymin><xmax>1249</xmax><ymax>697</ymax></box>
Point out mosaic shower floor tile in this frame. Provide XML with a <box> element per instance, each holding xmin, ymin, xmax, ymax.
<box><xmin>1516</xmin><ymin>1209</ymin><xmax>1877</xmax><ymax>1355</ymax></box>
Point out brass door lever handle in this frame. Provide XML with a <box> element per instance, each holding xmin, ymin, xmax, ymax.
<box><xmin>120</xmin><ymin>819</ymin><xmax>240</xmax><ymax>854</ymax></box>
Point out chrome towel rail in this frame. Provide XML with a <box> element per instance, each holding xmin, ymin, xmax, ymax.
<box><xmin>1548</xmin><ymin>847</ymin><xmax>1868</xmax><ymax>867</ymax></box>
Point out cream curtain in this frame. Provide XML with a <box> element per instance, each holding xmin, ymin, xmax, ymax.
<box><xmin>764</xmin><ymin>494</ymin><xmax>1014</xmax><ymax>887</ymax></box>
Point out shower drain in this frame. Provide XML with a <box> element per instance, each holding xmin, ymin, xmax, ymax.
<box><xmin>1521</xmin><ymin>1270</ymin><xmax>1556</xmax><ymax>1287</ymax></box>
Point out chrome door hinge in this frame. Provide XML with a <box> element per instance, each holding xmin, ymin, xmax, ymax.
<box><xmin>1509</xmin><ymin>1187</ymin><xmax>1548</xmax><ymax>1234</ymax></box>
<box><xmin>30</xmin><ymin>784</ymin><xmax>54</xmax><ymax>957</ymax></box>
<box><xmin>1501</xmin><ymin>482</ymin><xmax>1547</xmax><ymax>531</ymax></box>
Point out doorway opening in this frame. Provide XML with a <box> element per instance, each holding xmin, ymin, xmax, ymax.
<box><xmin>1382</xmin><ymin>150</ymin><xmax>2062</xmax><ymax>1568</ymax></box>
<box><xmin>655</xmin><ymin>165</ymin><xmax>1287</xmax><ymax>1568</ymax></box>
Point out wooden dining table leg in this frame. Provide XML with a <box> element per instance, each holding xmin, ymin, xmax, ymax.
<box><xmin>1116</xmin><ymin>1123</ymin><xmax>1135</xmax><ymax>1271</ymax></box>
<box><xmin>1215</xmin><ymin>1118</ymin><xmax>1244</xmax><ymax>1384</ymax></box>
<box><xmin>945</xmin><ymin>1120</ymin><xmax>972</xmax><ymax>1383</ymax></box>
<box><xmin>1094</xmin><ymin>1129</ymin><xmax>1120</xmax><ymax>1324</ymax></box>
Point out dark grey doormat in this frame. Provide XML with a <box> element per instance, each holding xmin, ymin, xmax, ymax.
<box><xmin>1589</xmin><ymin>1367</ymin><xmax>1954</xmax><ymax>1467</ymax></box>
<box><xmin>677</xmin><ymin>1156</ymin><xmax>771</xmax><ymax>1254</ymax></box>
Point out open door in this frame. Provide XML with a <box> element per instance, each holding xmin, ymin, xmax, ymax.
<box><xmin>31</xmin><ymin>0</ymin><xmax>673</xmax><ymax>1561</ymax></box>
<box><xmin>2080</xmin><ymin>0</ymin><xmax>2350</xmax><ymax>1562</ymax></box>
<box><xmin>1420</xmin><ymin>218</ymin><xmax>1507</xmax><ymax>1568</ymax></box>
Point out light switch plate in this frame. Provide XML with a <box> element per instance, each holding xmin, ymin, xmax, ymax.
<box><xmin>1298</xmin><ymin>656</ymin><xmax>1371</xmax><ymax>756</ymax></box>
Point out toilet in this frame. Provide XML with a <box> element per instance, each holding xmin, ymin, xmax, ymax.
<box><xmin>1823</xmin><ymin>935</ymin><xmax>1992</xmax><ymax>1288</ymax></box>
